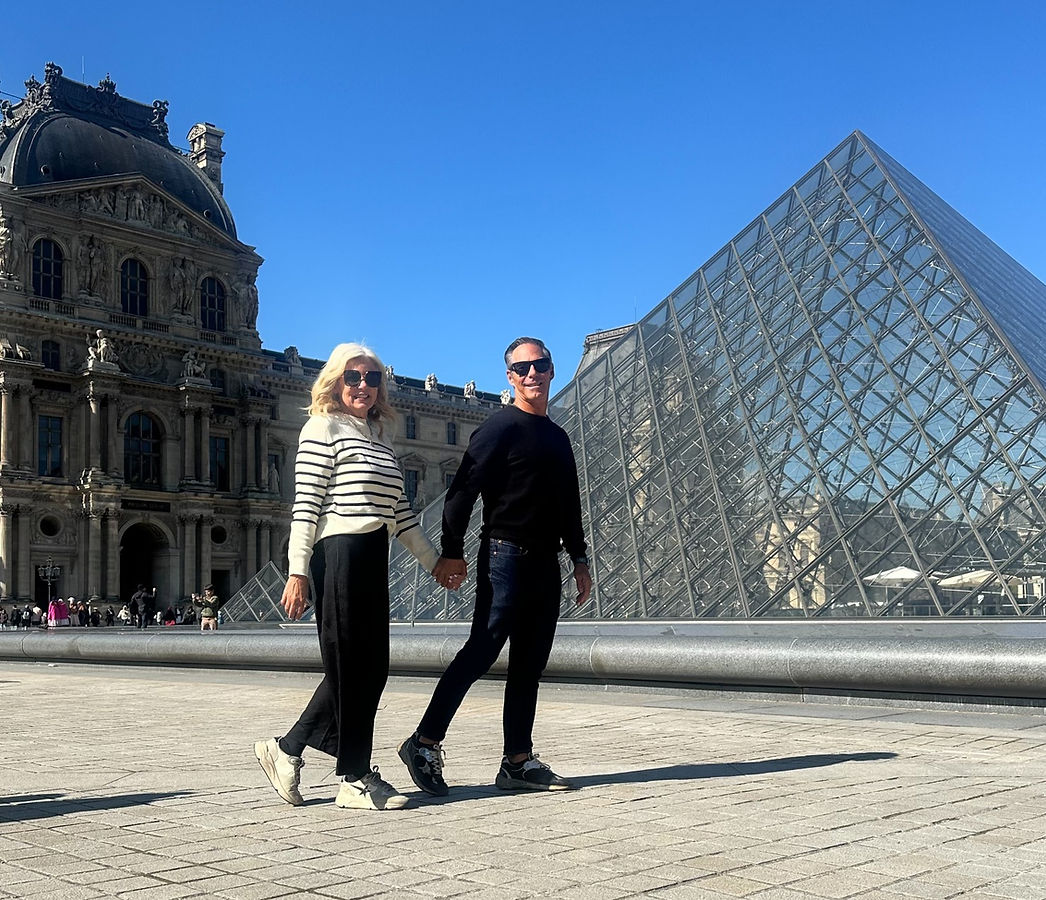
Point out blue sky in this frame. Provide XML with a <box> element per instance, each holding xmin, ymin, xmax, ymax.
<box><xmin>4</xmin><ymin>1</ymin><xmax>1045</xmax><ymax>394</ymax></box>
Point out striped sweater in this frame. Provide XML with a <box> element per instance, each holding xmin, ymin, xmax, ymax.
<box><xmin>287</xmin><ymin>412</ymin><xmax>438</xmax><ymax>578</ymax></box>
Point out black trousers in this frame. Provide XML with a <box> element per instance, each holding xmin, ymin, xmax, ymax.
<box><xmin>282</xmin><ymin>527</ymin><xmax>390</xmax><ymax>778</ymax></box>
<box><xmin>418</xmin><ymin>539</ymin><xmax>561</xmax><ymax>756</ymax></box>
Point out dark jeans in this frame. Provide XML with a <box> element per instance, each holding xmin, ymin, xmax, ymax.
<box><xmin>282</xmin><ymin>527</ymin><xmax>390</xmax><ymax>778</ymax></box>
<box><xmin>418</xmin><ymin>538</ymin><xmax>561</xmax><ymax>756</ymax></box>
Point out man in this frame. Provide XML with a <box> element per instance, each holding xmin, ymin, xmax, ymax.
<box><xmin>399</xmin><ymin>337</ymin><xmax>591</xmax><ymax>795</ymax></box>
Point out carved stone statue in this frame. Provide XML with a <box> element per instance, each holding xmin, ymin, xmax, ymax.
<box><xmin>88</xmin><ymin>329</ymin><xmax>118</xmax><ymax>366</ymax></box>
<box><xmin>268</xmin><ymin>461</ymin><xmax>280</xmax><ymax>494</ymax></box>
<box><xmin>78</xmin><ymin>236</ymin><xmax>105</xmax><ymax>296</ymax></box>
<box><xmin>125</xmin><ymin>186</ymin><xmax>147</xmax><ymax>221</ymax></box>
<box><xmin>500</xmin><ymin>389</ymin><xmax>511</xmax><ymax>405</ymax></box>
<box><xmin>425</xmin><ymin>373</ymin><xmax>438</xmax><ymax>392</ymax></box>
<box><xmin>181</xmin><ymin>348</ymin><xmax>206</xmax><ymax>379</ymax></box>
<box><xmin>242</xmin><ymin>277</ymin><xmax>259</xmax><ymax>328</ymax></box>
<box><xmin>463</xmin><ymin>380</ymin><xmax>477</xmax><ymax>399</ymax></box>
<box><xmin>169</xmin><ymin>256</ymin><xmax>194</xmax><ymax>316</ymax></box>
<box><xmin>0</xmin><ymin>216</ymin><xmax>24</xmax><ymax>279</ymax></box>
<box><xmin>284</xmin><ymin>346</ymin><xmax>301</xmax><ymax>366</ymax></box>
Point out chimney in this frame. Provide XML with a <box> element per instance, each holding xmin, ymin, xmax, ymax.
<box><xmin>187</xmin><ymin>122</ymin><xmax>226</xmax><ymax>194</ymax></box>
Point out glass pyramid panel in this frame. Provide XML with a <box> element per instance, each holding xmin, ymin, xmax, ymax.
<box><xmin>389</xmin><ymin>131</ymin><xmax>1046</xmax><ymax>619</ymax></box>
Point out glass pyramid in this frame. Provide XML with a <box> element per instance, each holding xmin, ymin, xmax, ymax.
<box><xmin>390</xmin><ymin>130</ymin><xmax>1046</xmax><ymax>619</ymax></box>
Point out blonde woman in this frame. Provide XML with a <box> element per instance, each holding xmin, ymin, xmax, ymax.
<box><xmin>254</xmin><ymin>343</ymin><xmax>439</xmax><ymax>811</ymax></box>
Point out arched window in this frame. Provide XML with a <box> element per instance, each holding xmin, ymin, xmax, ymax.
<box><xmin>32</xmin><ymin>239</ymin><xmax>63</xmax><ymax>299</ymax></box>
<box><xmin>124</xmin><ymin>412</ymin><xmax>162</xmax><ymax>486</ymax></box>
<box><xmin>41</xmin><ymin>340</ymin><xmax>60</xmax><ymax>371</ymax></box>
<box><xmin>199</xmin><ymin>276</ymin><xmax>226</xmax><ymax>332</ymax></box>
<box><xmin>120</xmin><ymin>258</ymin><xmax>149</xmax><ymax>316</ymax></box>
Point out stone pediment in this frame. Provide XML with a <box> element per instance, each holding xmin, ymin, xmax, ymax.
<box><xmin>18</xmin><ymin>176</ymin><xmax>255</xmax><ymax>255</ymax></box>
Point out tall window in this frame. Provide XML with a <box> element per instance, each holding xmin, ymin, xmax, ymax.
<box><xmin>445</xmin><ymin>471</ymin><xmax>455</xmax><ymax>491</ymax></box>
<box><xmin>446</xmin><ymin>422</ymin><xmax>458</xmax><ymax>445</ymax></box>
<box><xmin>209</xmin><ymin>368</ymin><xmax>227</xmax><ymax>394</ymax></box>
<box><xmin>209</xmin><ymin>435</ymin><xmax>230</xmax><ymax>491</ymax></box>
<box><xmin>404</xmin><ymin>469</ymin><xmax>420</xmax><ymax>506</ymax></box>
<box><xmin>200</xmin><ymin>277</ymin><xmax>226</xmax><ymax>332</ymax></box>
<box><xmin>37</xmin><ymin>415</ymin><xmax>62</xmax><ymax>477</ymax></box>
<box><xmin>124</xmin><ymin>412</ymin><xmax>162</xmax><ymax>486</ymax></box>
<box><xmin>120</xmin><ymin>258</ymin><xmax>149</xmax><ymax>316</ymax></box>
<box><xmin>41</xmin><ymin>340</ymin><xmax>60</xmax><ymax>371</ymax></box>
<box><xmin>32</xmin><ymin>239</ymin><xmax>63</xmax><ymax>299</ymax></box>
<box><xmin>405</xmin><ymin>414</ymin><xmax>417</xmax><ymax>440</ymax></box>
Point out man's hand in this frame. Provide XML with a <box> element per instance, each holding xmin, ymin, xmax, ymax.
<box><xmin>434</xmin><ymin>557</ymin><xmax>468</xmax><ymax>590</ymax></box>
<box><xmin>281</xmin><ymin>574</ymin><xmax>309</xmax><ymax>620</ymax></box>
<box><xmin>574</xmin><ymin>563</ymin><xmax>592</xmax><ymax>606</ymax></box>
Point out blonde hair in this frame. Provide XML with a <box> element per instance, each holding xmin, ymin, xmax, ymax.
<box><xmin>307</xmin><ymin>342</ymin><xmax>396</xmax><ymax>439</ymax></box>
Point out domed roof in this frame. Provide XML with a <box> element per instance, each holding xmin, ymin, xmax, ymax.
<box><xmin>0</xmin><ymin>64</ymin><xmax>235</xmax><ymax>237</ymax></box>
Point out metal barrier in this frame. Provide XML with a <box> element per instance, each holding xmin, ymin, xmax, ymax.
<box><xmin>2</xmin><ymin>630</ymin><xmax>1046</xmax><ymax>701</ymax></box>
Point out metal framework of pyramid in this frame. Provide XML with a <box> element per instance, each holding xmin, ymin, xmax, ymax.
<box><xmin>385</xmin><ymin>130</ymin><xmax>1046</xmax><ymax>619</ymax></box>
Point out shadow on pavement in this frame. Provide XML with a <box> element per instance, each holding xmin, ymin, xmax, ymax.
<box><xmin>571</xmin><ymin>751</ymin><xmax>899</xmax><ymax>787</ymax></box>
<box><xmin>407</xmin><ymin>751</ymin><xmax>898</xmax><ymax>805</ymax></box>
<box><xmin>0</xmin><ymin>791</ymin><xmax>193</xmax><ymax>822</ymax></box>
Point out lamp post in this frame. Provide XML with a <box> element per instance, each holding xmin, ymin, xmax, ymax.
<box><xmin>36</xmin><ymin>556</ymin><xmax>61</xmax><ymax>608</ymax></box>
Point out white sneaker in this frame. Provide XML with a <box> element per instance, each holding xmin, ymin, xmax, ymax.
<box><xmin>254</xmin><ymin>738</ymin><xmax>304</xmax><ymax>806</ymax></box>
<box><xmin>336</xmin><ymin>767</ymin><xmax>408</xmax><ymax>810</ymax></box>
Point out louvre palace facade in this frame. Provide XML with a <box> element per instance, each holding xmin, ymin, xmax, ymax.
<box><xmin>0</xmin><ymin>64</ymin><xmax>500</xmax><ymax>608</ymax></box>
<box><xmin>390</xmin><ymin>131</ymin><xmax>1046</xmax><ymax>620</ymax></box>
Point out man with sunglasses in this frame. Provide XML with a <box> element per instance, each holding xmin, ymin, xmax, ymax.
<box><xmin>400</xmin><ymin>337</ymin><xmax>591</xmax><ymax>796</ymax></box>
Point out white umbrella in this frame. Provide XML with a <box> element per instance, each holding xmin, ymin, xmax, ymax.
<box><xmin>936</xmin><ymin>569</ymin><xmax>1022</xmax><ymax>590</ymax></box>
<box><xmin>862</xmin><ymin>565</ymin><xmax>928</xmax><ymax>586</ymax></box>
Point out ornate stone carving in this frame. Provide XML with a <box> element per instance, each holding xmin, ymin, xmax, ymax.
<box><xmin>150</xmin><ymin>100</ymin><xmax>169</xmax><ymax>140</ymax></box>
<box><xmin>464</xmin><ymin>380</ymin><xmax>477</xmax><ymax>399</ymax></box>
<box><xmin>77</xmin><ymin>235</ymin><xmax>107</xmax><ymax>298</ymax></box>
<box><xmin>0</xmin><ymin>215</ymin><xmax>25</xmax><ymax>280</ymax></box>
<box><xmin>169</xmin><ymin>256</ymin><xmax>195</xmax><ymax>316</ymax></box>
<box><xmin>86</xmin><ymin>329</ymin><xmax>119</xmax><ymax>369</ymax></box>
<box><xmin>235</xmin><ymin>275</ymin><xmax>259</xmax><ymax>329</ymax></box>
<box><xmin>425</xmin><ymin>373</ymin><xmax>438</xmax><ymax>392</ymax></box>
<box><xmin>284</xmin><ymin>346</ymin><xmax>301</xmax><ymax>366</ymax></box>
<box><xmin>121</xmin><ymin>343</ymin><xmax>163</xmax><ymax>377</ymax></box>
<box><xmin>500</xmin><ymin>389</ymin><xmax>511</xmax><ymax>405</ymax></box>
<box><xmin>180</xmin><ymin>348</ymin><xmax>206</xmax><ymax>379</ymax></box>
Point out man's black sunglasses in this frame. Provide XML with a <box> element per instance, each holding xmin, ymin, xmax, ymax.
<box><xmin>343</xmin><ymin>370</ymin><xmax>382</xmax><ymax>388</ymax></box>
<box><xmin>508</xmin><ymin>357</ymin><xmax>552</xmax><ymax>377</ymax></box>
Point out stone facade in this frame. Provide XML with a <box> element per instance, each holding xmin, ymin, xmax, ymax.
<box><xmin>0</xmin><ymin>64</ymin><xmax>501</xmax><ymax>608</ymax></box>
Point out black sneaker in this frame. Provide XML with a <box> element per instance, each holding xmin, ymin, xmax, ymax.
<box><xmin>398</xmin><ymin>733</ymin><xmax>449</xmax><ymax>796</ymax></box>
<box><xmin>495</xmin><ymin>753</ymin><xmax>574</xmax><ymax>791</ymax></box>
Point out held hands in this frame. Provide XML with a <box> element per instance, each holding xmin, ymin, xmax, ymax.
<box><xmin>433</xmin><ymin>557</ymin><xmax>467</xmax><ymax>590</ymax></box>
<box><xmin>281</xmin><ymin>574</ymin><xmax>310</xmax><ymax>620</ymax></box>
<box><xmin>574</xmin><ymin>563</ymin><xmax>592</xmax><ymax>607</ymax></box>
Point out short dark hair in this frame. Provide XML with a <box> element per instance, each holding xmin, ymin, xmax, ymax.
<box><xmin>504</xmin><ymin>336</ymin><xmax>552</xmax><ymax>367</ymax></box>
<box><xmin>204</xmin><ymin>584</ymin><xmax>214</xmax><ymax>591</ymax></box>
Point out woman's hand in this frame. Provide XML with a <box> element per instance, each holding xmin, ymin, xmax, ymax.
<box><xmin>281</xmin><ymin>574</ymin><xmax>310</xmax><ymax>620</ymax></box>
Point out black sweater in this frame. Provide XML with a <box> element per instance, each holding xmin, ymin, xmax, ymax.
<box><xmin>441</xmin><ymin>404</ymin><xmax>587</xmax><ymax>561</ymax></box>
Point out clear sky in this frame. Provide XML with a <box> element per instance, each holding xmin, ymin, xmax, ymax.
<box><xmin>4</xmin><ymin>1</ymin><xmax>1045</xmax><ymax>395</ymax></box>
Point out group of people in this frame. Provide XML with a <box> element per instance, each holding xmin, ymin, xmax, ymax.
<box><xmin>113</xmin><ymin>585</ymin><xmax>219</xmax><ymax>630</ymax></box>
<box><xmin>0</xmin><ymin>599</ymin><xmax>117</xmax><ymax>629</ymax></box>
<box><xmin>254</xmin><ymin>336</ymin><xmax>591</xmax><ymax>811</ymax></box>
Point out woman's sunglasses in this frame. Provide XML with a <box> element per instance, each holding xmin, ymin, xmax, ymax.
<box><xmin>508</xmin><ymin>357</ymin><xmax>552</xmax><ymax>377</ymax></box>
<box><xmin>343</xmin><ymin>370</ymin><xmax>382</xmax><ymax>388</ymax></box>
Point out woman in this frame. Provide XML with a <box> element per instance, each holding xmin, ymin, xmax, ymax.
<box><xmin>254</xmin><ymin>342</ymin><xmax>439</xmax><ymax>811</ymax></box>
<box><xmin>195</xmin><ymin>585</ymin><xmax>220</xmax><ymax>631</ymax></box>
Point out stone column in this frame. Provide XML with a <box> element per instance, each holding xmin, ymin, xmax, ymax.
<box><xmin>258</xmin><ymin>425</ymin><xmax>269</xmax><ymax>490</ymax></box>
<box><xmin>89</xmin><ymin>387</ymin><xmax>103</xmax><ymax>474</ymax></box>
<box><xmin>18</xmin><ymin>386</ymin><xmax>32</xmax><ymax>469</ymax></box>
<box><xmin>182</xmin><ymin>409</ymin><xmax>196</xmax><ymax>482</ymax></box>
<box><xmin>199</xmin><ymin>410</ymin><xmax>211</xmax><ymax>484</ymax></box>
<box><xmin>0</xmin><ymin>504</ymin><xmax>12</xmax><ymax>598</ymax></box>
<box><xmin>87</xmin><ymin>511</ymin><xmax>102</xmax><ymax>602</ymax></box>
<box><xmin>244</xmin><ymin>418</ymin><xmax>258</xmax><ymax>490</ymax></box>
<box><xmin>105</xmin><ymin>510</ymin><xmax>120</xmax><ymax>602</ymax></box>
<box><xmin>0</xmin><ymin>386</ymin><xmax>11</xmax><ymax>468</ymax></box>
<box><xmin>16</xmin><ymin>507</ymin><xmax>31</xmax><ymax>602</ymax></box>
<box><xmin>259</xmin><ymin>521</ymin><xmax>272</xmax><ymax>569</ymax></box>
<box><xmin>200</xmin><ymin>515</ymin><xmax>213</xmax><ymax>588</ymax></box>
<box><xmin>180</xmin><ymin>513</ymin><xmax>197</xmax><ymax>598</ymax></box>
<box><xmin>106</xmin><ymin>397</ymin><xmax>120</xmax><ymax>476</ymax></box>
<box><xmin>244</xmin><ymin>519</ymin><xmax>258</xmax><ymax>578</ymax></box>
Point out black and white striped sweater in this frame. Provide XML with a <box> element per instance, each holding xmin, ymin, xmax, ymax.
<box><xmin>287</xmin><ymin>413</ymin><xmax>438</xmax><ymax>577</ymax></box>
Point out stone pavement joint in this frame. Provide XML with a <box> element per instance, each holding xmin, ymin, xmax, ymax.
<box><xmin>2</xmin><ymin>662</ymin><xmax>1046</xmax><ymax>899</ymax></box>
